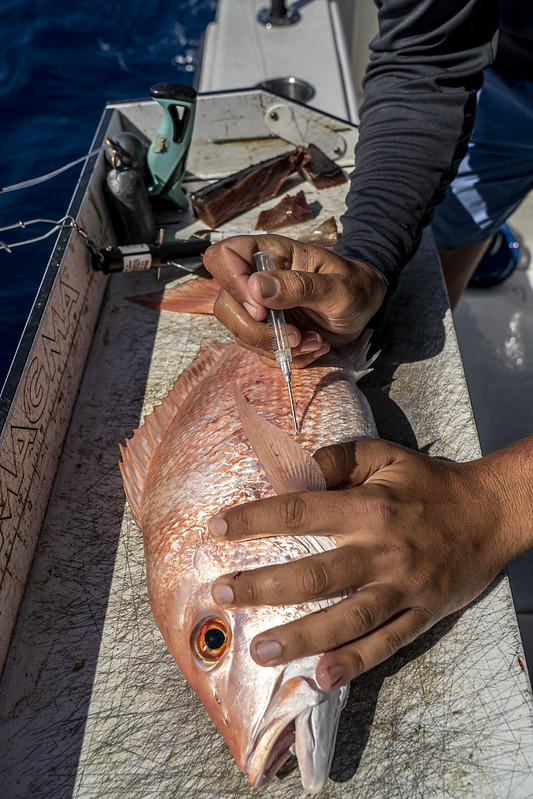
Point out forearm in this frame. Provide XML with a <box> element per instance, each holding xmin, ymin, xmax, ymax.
<box><xmin>335</xmin><ymin>0</ymin><xmax>498</xmax><ymax>292</ymax></box>
<box><xmin>473</xmin><ymin>436</ymin><xmax>533</xmax><ymax>562</ymax></box>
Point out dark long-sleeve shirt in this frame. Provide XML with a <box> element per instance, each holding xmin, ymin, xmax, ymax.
<box><xmin>334</xmin><ymin>0</ymin><xmax>532</xmax><ymax>293</ymax></box>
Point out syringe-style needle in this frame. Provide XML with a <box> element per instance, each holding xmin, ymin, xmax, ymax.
<box><xmin>252</xmin><ymin>250</ymin><xmax>299</xmax><ymax>434</ymax></box>
<box><xmin>283</xmin><ymin>367</ymin><xmax>299</xmax><ymax>435</ymax></box>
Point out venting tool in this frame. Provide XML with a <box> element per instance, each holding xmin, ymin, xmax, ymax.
<box><xmin>252</xmin><ymin>250</ymin><xmax>298</xmax><ymax>434</ymax></box>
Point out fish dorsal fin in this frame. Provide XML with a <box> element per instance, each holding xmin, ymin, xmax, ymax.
<box><xmin>233</xmin><ymin>382</ymin><xmax>326</xmax><ymax>495</ymax></box>
<box><xmin>119</xmin><ymin>340</ymin><xmax>229</xmax><ymax>527</ymax></box>
<box><xmin>129</xmin><ymin>276</ymin><xmax>221</xmax><ymax>315</ymax></box>
<box><xmin>233</xmin><ymin>383</ymin><xmax>334</xmax><ymax>557</ymax></box>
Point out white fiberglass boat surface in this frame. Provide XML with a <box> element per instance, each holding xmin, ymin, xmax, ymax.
<box><xmin>0</xmin><ymin>2</ymin><xmax>532</xmax><ymax>796</ymax></box>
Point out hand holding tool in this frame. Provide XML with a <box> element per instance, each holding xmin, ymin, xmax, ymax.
<box><xmin>252</xmin><ymin>250</ymin><xmax>298</xmax><ymax>434</ymax></box>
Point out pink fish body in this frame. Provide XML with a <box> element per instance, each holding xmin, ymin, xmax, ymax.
<box><xmin>120</xmin><ymin>329</ymin><xmax>377</xmax><ymax>792</ymax></box>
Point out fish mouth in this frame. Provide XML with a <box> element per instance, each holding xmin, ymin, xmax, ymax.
<box><xmin>248</xmin><ymin>718</ymin><xmax>297</xmax><ymax>787</ymax></box>
<box><xmin>245</xmin><ymin>660</ymin><xmax>348</xmax><ymax>794</ymax></box>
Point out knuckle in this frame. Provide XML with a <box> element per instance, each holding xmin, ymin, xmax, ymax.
<box><xmin>228</xmin><ymin>508</ymin><xmax>255</xmax><ymax>539</ymax></box>
<box><xmin>238</xmin><ymin>566</ymin><xmax>288</xmax><ymax>607</ymax></box>
<box><xmin>383</xmin><ymin>539</ymin><xmax>417</xmax><ymax>574</ymax></box>
<box><xmin>409</xmin><ymin>606</ymin><xmax>433</xmax><ymax>636</ymax></box>
<box><xmin>279</xmin><ymin>494</ymin><xmax>307</xmax><ymax>529</ymax></box>
<box><xmin>345</xmin><ymin>648</ymin><xmax>367</xmax><ymax>679</ymax></box>
<box><xmin>314</xmin><ymin>444</ymin><xmax>351</xmax><ymax>488</ymax></box>
<box><xmin>268</xmin><ymin>616</ymin><xmax>319</xmax><ymax>661</ymax></box>
<box><xmin>347</xmin><ymin>602</ymin><xmax>376</xmax><ymax>636</ymax></box>
<box><xmin>292</xmin><ymin>270</ymin><xmax>315</xmax><ymax>298</ymax></box>
<box><xmin>380</xmin><ymin>628</ymin><xmax>405</xmax><ymax>658</ymax></box>
<box><xmin>368</xmin><ymin>493</ymin><xmax>400</xmax><ymax>526</ymax></box>
<box><xmin>301</xmin><ymin>559</ymin><xmax>331</xmax><ymax>599</ymax></box>
<box><xmin>289</xmin><ymin>623</ymin><xmax>318</xmax><ymax>658</ymax></box>
<box><xmin>238</xmin><ymin>575</ymin><xmax>263</xmax><ymax>605</ymax></box>
<box><xmin>318</xmin><ymin>599</ymin><xmax>375</xmax><ymax>653</ymax></box>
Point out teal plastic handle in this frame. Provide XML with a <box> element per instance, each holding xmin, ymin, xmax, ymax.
<box><xmin>146</xmin><ymin>82</ymin><xmax>197</xmax><ymax>210</ymax></box>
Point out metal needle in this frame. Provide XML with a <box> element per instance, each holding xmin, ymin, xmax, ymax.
<box><xmin>283</xmin><ymin>368</ymin><xmax>299</xmax><ymax>435</ymax></box>
<box><xmin>252</xmin><ymin>250</ymin><xmax>299</xmax><ymax>434</ymax></box>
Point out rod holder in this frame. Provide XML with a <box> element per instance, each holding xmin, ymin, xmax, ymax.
<box><xmin>258</xmin><ymin>1</ymin><xmax>300</xmax><ymax>26</ymax></box>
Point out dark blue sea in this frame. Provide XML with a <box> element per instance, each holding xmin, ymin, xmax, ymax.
<box><xmin>0</xmin><ymin>0</ymin><xmax>217</xmax><ymax>388</ymax></box>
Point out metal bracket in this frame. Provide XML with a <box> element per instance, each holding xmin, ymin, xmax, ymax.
<box><xmin>264</xmin><ymin>102</ymin><xmax>346</xmax><ymax>159</ymax></box>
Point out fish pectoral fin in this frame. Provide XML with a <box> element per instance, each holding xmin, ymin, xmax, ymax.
<box><xmin>340</xmin><ymin>329</ymin><xmax>378</xmax><ymax>378</ymax></box>
<box><xmin>232</xmin><ymin>382</ymin><xmax>326</xmax><ymax>495</ymax></box>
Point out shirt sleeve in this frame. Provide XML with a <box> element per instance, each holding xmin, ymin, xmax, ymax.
<box><xmin>334</xmin><ymin>0</ymin><xmax>499</xmax><ymax>293</ymax></box>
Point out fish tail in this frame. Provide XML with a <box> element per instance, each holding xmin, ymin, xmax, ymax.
<box><xmin>128</xmin><ymin>276</ymin><xmax>220</xmax><ymax>315</ymax></box>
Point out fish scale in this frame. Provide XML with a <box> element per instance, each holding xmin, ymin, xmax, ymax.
<box><xmin>119</xmin><ymin>326</ymin><xmax>377</xmax><ymax>793</ymax></box>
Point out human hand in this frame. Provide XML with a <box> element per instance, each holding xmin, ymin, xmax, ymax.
<box><xmin>203</xmin><ymin>234</ymin><xmax>387</xmax><ymax>368</ymax></box>
<box><xmin>209</xmin><ymin>438</ymin><xmax>523</xmax><ymax>689</ymax></box>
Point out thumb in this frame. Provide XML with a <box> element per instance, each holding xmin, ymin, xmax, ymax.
<box><xmin>248</xmin><ymin>269</ymin><xmax>339</xmax><ymax>313</ymax></box>
<box><xmin>313</xmin><ymin>439</ymin><xmax>403</xmax><ymax>488</ymax></box>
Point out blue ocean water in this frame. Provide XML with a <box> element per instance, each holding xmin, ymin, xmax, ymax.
<box><xmin>0</xmin><ymin>0</ymin><xmax>217</xmax><ymax>388</ymax></box>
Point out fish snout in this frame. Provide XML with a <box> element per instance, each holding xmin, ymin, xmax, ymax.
<box><xmin>245</xmin><ymin>662</ymin><xmax>338</xmax><ymax>790</ymax></box>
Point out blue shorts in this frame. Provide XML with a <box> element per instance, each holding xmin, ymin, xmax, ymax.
<box><xmin>432</xmin><ymin>68</ymin><xmax>533</xmax><ymax>250</ymax></box>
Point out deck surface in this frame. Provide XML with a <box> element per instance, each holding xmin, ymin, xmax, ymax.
<box><xmin>1</xmin><ymin>217</ymin><xmax>532</xmax><ymax>797</ymax></box>
<box><xmin>0</xmin><ymin>90</ymin><xmax>532</xmax><ymax>796</ymax></box>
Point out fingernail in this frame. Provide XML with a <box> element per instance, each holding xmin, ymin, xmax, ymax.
<box><xmin>311</xmin><ymin>344</ymin><xmax>330</xmax><ymax>360</ymax></box>
<box><xmin>287</xmin><ymin>330</ymin><xmax>300</xmax><ymax>347</ymax></box>
<box><xmin>300</xmin><ymin>337</ymin><xmax>322</xmax><ymax>354</ymax></box>
<box><xmin>257</xmin><ymin>274</ymin><xmax>279</xmax><ymax>298</ymax></box>
<box><xmin>243</xmin><ymin>301</ymin><xmax>260</xmax><ymax>319</ymax></box>
<box><xmin>317</xmin><ymin>664</ymin><xmax>344</xmax><ymax>689</ymax></box>
<box><xmin>254</xmin><ymin>639</ymin><xmax>282</xmax><ymax>665</ymax></box>
<box><xmin>212</xmin><ymin>583</ymin><xmax>234</xmax><ymax>605</ymax></box>
<box><xmin>209</xmin><ymin>517</ymin><xmax>227</xmax><ymax>537</ymax></box>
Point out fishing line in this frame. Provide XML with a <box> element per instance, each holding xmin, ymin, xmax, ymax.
<box><xmin>0</xmin><ymin>216</ymin><xmax>80</xmax><ymax>252</ymax></box>
<box><xmin>0</xmin><ymin>146</ymin><xmax>105</xmax><ymax>194</ymax></box>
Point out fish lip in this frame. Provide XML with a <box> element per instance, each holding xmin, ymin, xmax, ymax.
<box><xmin>244</xmin><ymin>670</ymin><xmax>322</xmax><ymax>788</ymax></box>
<box><xmin>247</xmin><ymin>719</ymin><xmax>297</xmax><ymax>788</ymax></box>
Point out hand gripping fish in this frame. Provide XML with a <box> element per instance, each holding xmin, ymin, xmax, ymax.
<box><xmin>119</xmin><ymin>278</ymin><xmax>378</xmax><ymax>793</ymax></box>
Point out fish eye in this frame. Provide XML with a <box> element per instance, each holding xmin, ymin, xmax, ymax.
<box><xmin>192</xmin><ymin>618</ymin><xmax>230</xmax><ymax>664</ymax></box>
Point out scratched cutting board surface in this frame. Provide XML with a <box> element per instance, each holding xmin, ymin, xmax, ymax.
<box><xmin>1</xmin><ymin>189</ymin><xmax>533</xmax><ymax>797</ymax></box>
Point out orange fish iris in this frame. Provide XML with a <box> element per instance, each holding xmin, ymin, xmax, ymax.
<box><xmin>193</xmin><ymin>618</ymin><xmax>230</xmax><ymax>663</ymax></box>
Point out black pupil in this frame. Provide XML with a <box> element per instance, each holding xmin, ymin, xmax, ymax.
<box><xmin>204</xmin><ymin>627</ymin><xmax>226</xmax><ymax>650</ymax></box>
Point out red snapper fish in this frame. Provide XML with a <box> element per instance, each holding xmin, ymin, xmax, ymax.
<box><xmin>119</xmin><ymin>279</ymin><xmax>378</xmax><ymax>793</ymax></box>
